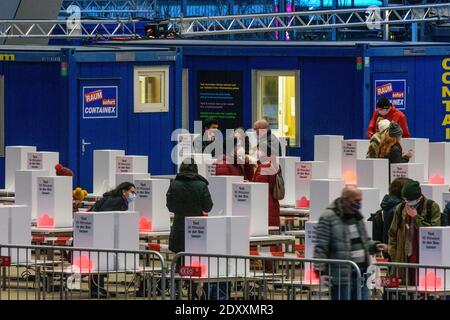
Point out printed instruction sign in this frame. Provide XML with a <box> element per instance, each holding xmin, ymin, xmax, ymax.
<box><xmin>343</xmin><ymin>141</ymin><xmax>356</xmax><ymax>158</ymax></box>
<box><xmin>233</xmin><ymin>185</ymin><xmax>250</xmax><ymax>203</ymax></box>
<box><xmin>136</xmin><ymin>181</ymin><xmax>151</xmax><ymax>200</ymax></box>
<box><xmin>82</xmin><ymin>86</ymin><xmax>118</xmax><ymax>119</ymax></box>
<box><xmin>28</xmin><ymin>153</ymin><xmax>43</xmax><ymax>169</ymax></box>
<box><xmin>116</xmin><ymin>157</ymin><xmax>133</xmax><ymax>173</ymax></box>
<box><xmin>421</xmin><ymin>229</ymin><xmax>442</xmax><ymax>252</ymax></box>
<box><xmin>375</xmin><ymin>80</ymin><xmax>406</xmax><ymax>111</ymax></box>
<box><xmin>296</xmin><ymin>163</ymin><xmax>312</xmax><ymax>181</ymax></box>
<box><xmin>38</xmin><ymin>178</ymin><xmax>54</xmax><ymax>197</ymax></box>
<box><xmin>391</xmin><ymin>165</ymin><xmax>408</xmax><ymax>180</ymax></box>
<box><xmin>186</xmin><ymin>219</ymin><xmax>206</xmax><ymax>240</ymax></box>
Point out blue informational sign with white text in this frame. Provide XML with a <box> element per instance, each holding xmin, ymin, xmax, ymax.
<box><xmin>375</xmin><ymin>79</ymin><xmax>406</xmax><ymax>111</ymax></box>
<box><xmin>82</xmin><ymin>86</ymin><xmax>118</xmax><ymax>119</ymax></box>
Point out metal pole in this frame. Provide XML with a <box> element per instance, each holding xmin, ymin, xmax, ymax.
<box><xmin>382</xmin><ymin>0</ymin><xmax>389</xmax><ymax>40</ymax></box>
<box><xmin>278</xmin><ymin>0</ymin><xmax>286</xmax><ymax>41</ymax></box>
<box><xmin>411</xmin><ymin>22</ymin><xmax>418</xmax><ymax>42</ymax></box>
<box><xmin>331</xmin><ymin>0</ymin><xmax>337</xmax><ymax>41</ymax></box>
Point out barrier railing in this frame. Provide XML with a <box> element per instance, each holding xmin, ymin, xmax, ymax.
<box><xmin>169</xmin><ymin>252</ymin><xmax>362</xmax><ymax>301</ymax></box>
<box><xmin>369</xmin><ymin>261</ymin><xmax>450</xmax><ymax>300</ymax></box>
<box><xmin>0</xmin><ymin>244</ymin><xmax>166</xmax><ymax>300</ymax></box>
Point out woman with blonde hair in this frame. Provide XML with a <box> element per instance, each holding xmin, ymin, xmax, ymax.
<box><xmin>378</xmin><ymin>122</ymin><xmax>413</xmax><ymax>181</ymax></box>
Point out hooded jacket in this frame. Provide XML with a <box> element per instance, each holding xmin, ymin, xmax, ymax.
<box><xmin>166</xmin><ymin>172</ymin><xmax>213</xmax><ymax>253</ymax></box>
<box><xmin>380</xmin><ymin>194</ymin><xmax>403</xmax><ymax>244</ymax></box>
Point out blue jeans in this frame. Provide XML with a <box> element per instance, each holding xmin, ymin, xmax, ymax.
<box><xmin>330</xmin><ymin>276</ymin><xmax>370</xmax><ymax>300</ymax></box>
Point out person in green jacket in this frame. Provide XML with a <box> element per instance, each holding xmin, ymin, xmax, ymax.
<box><xmin>388</xmin><ymin>180</ymin><xmax>441</xmax><ymax>285</ymax></box>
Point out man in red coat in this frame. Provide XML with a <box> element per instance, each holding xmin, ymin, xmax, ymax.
<box><xmin>366</xmin><ymin>96</ymin><xmax>410</xmax><ymax>139</ymax></box>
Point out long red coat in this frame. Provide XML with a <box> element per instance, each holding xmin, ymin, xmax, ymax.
<box><xmin>215</xmin><ymin>155</ymin><xmax>254</xmax><ymax>181</ymax></box>
<box><xmin>366</xmin><ymin>106</ymin><xmax>410</xmax><ymax>139</ymax></box>
<box><xmin>252</xmin><ymin>162</ymin><xmax>280</xmax><ymax>227</ymax></box>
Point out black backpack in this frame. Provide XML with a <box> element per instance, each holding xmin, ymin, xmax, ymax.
<box><xmin>368</xmin><ymin>209</ymin><xmax>384</xmax><ymax>242</ymax></box>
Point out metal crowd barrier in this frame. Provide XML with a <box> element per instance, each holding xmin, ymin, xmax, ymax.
<box><xmin>169</xmin><ymin>252</ymin><xmax>362</xmax><ymax>301</ymax></box>
<box><xmin>369</xmin><ymin>261</ymin><xmax>450</xmax><ymax>301</ymax></box>
<box><xmin>0</xmin><ymin>244</ymin><xmax>166</xmax><ymax>300</ymax></box>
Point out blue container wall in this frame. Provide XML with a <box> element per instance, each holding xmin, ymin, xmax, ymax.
<box><xmin>371</xmin><ymin>55</ymin><xmax>448</xmax><ymax>142</ymax></box>
<box><xmin>77</xmin><ymin>61</ymin><xmax>177</xmax><ymax>178</ymax></box>
<box><xmin>186</xmin><ymin>54</ymin><xmax>361</xmax><ymax>161</ymax></box>
<box><xmin>0</xmin><ymin>62</ymin><xmax>66</xmax><ymax>188</ymax></box>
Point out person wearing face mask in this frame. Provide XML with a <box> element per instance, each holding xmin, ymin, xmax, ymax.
<box><xmin>194</xmin><ymin>118</ymin><xmax>220</xmax><ymax>156</ymax></box>
<box><xmin>90</xmin><ymin>182</ymin><xmax>136</xmax><ymax>212</ymax></box>
<box><xmin>366</xmin><ymin>96</ymin><xmax>410</xmax><ymax>139</ymax></box>
<box><xmin>388</xmin><ymin>180</ymin><xmax>441</xmax><ymax>285</ymax></box>
<box><xmin>252</xmin><ymin>144</ymin><xmax>282</xmax><ymax>228</ymax></box>
<box><xmin>215</xmin><ymin>136</ymin><xmax>254</xmax><ymax>181</ymax></box>
<box><xmin>314</xmin><ymin>185</ymin><xmax>387</xmax><ymax>300</ymax></box>
<box><xmin>88</xmin><ymin>181</ymin><xmax>136</xmax><ymax>298</ymax></box>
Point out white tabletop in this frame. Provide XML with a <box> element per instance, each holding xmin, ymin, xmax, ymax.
<box><xmin>284</xmin><ymin>230</ymin><xmax>306</xmax><ymax>237</ymax></box>
<box><xmin>0</xmin><ymin>197</ymin><xmax>15</xmax><ymax>202</ymax></box>
<box><xmin>139</xmin><ymin>230</ymin><xmax>170</xmax><ymax>237</ymax></box>
<box><xmin>280</xmin><ymin>207</ymin><xmax>309</xmax><ymax>215</ymax></box>
<box><xmin>250</xmin><ymin>235</ymin><xmax>296</xmax><ymax>242</ymax></box>
<box><xmin>31</xmin><ymin>227</ymin><xmax>74</xmax><ymax>233</ymax></box>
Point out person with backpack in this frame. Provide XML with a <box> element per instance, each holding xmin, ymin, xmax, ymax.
<box><xmin>379</xmin><ymin>177</ymin><xmax>409</xmax><ymax>245</ymax></box>
<box><xmin>388</xmin><ymin>180</ymin><xmax>441</xmax><ymax>284</ymax></box>
<box><xmin>366</xmin><ymin>119</ymin><xmax>390</xmax><ymax>159</ymax></box>
<box><xmin>252</xmin><ymin>143</ymin><xmax>284</xmax><ymax>228</ymax></box>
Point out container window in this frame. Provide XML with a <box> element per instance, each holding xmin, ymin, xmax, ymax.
<box><xmin>134</xmin><ymin>66</ymin><xmax>169</xmax><ymax>112</ymax></box>
<box><xmin>254</xmin><ymin>70</ymin><xmax>300</xmax><ymax>147</ymax></box>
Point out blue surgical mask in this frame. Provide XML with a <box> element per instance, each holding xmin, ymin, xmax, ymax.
<box><xmin>127</xmin><ymin>192</ymin><xmax>136</xmax><ymax>203</ymax></box>
<box><xmin>350</xmin><ymin>201</ymin><xmax>361</xmax><ymax>212</ymax></box>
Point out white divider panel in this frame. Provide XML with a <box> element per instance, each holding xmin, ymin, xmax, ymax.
<box><xmin>314</xmin><ymin>135</ymin><xmax>343</xmax><ymax>179</ymax></box>
<box><xmin>4</xmin><ymin>146</ymin><xmax>36</xmax><ymax>191</ymax></box>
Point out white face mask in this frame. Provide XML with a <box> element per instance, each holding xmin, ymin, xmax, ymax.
<box><xmin>127</xmin><ymin>192</ymin><xmax>136</xmax><ymax>203</ymax></box>
<box><xmin>378</xmin><ymin>109</ymin><xmax>389</xmax><ymax>116</ymax></box>
<box><xmin>406</xmin><ymin>198</ymin><xmax>420</xmax><ymax>208</ymax></box>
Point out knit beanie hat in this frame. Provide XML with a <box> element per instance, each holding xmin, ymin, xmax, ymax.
<box><xmin>55</xmin><ymin>163</ymin><xmax>73</xmax><ymax>176</ymax></box>
<box><xmin>377</xmin><ymin>96</ymin><xmax>392</xmax><ymax>109</ymax></box>
<box><xmin>388</xmin><ymin>122</ymin><xmax>403</xmax><ymax>138</ymax></box>
<box><xmin>378</xmin><ymin>119</ymin><xmax>391</xmax><ymax>132</ymax></box>
<box><xmin>402</xmin><ymin>180</ymin><xmax>422</xmax><ymax>201</ymax></box>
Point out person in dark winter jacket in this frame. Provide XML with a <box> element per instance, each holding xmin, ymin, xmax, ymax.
<box><xmin>90</xmin><ymin>182</ymin><xmax>136</xmax><ymax>212</ymax></box>
<box><xmin>167</xmin><ymin>159</ymin><xmax>213</xmax><ymax>253</ymax></box>
<box><xmin>314</xmin><ymin>185</ymin><xmax>387</xmax><ymax>300</ymax></box>
<box><xmin>380</xmin><ymin>177</ymin><xmax>409</xmax><ymax>246</ymax></box>
<box><xmin>88</xmin><ymin>181</ymin><xmax>136</xmax><ymax>298</ymax></box>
